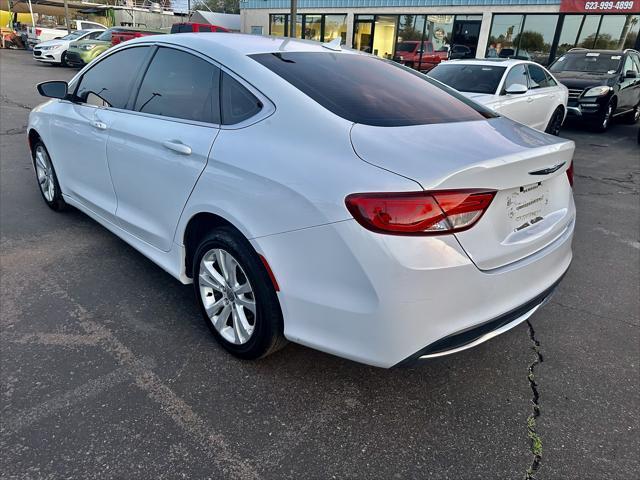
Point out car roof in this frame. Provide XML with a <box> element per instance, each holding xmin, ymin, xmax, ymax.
<box><xmin>125</xmin><ymin>32</ymin><xmax>360</xmax><ymax>56</ymax></box>
<box><xmin>562</xmin><ymin>49</ymin><xmax>630</xmax><ymax>55</ymax></box>
<box><xmin>439</xmin><ymin>58</ymin><xmax>530</xmax><ymax>68</ymax></box>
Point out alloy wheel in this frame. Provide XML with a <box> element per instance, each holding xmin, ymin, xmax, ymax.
<box><xmin>34</xmin><ymin>145</ymin><xmax>55</xmax><ymax>202</ymax></box>
<box><xmin>198</xmin><ymin>248</ymin><xmax>256</xmax><ymax>345</ymax></box>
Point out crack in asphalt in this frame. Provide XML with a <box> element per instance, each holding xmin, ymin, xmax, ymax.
<box><xmin>574</xmin><ymin>172</ymin><xmax>639</xmax><ymax>192</ymax></box>
<box><xmin>525</xmin><ymin>320</ymin><xmax>543</xmax><ymax>480</ymax></box>
<box><xmin>0</xmin><ymin>95</ymin><xmax>33</xmax><ymax>110</ymax></box>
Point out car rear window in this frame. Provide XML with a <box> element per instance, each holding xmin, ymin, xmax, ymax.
<box><xmin>250</xmin><ymin>52</ymin><xmax>494</xmax><ymax>127</ymax></box>
<box><xmin>428</xmin><ymin>64</ymin><xmax>506</xmax><ymax>94</ymax></box>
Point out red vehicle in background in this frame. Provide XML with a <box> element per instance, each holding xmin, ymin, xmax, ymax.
<box><xmin>394</xmin><ymin>40</ymin><xmax>449</xmax><ymax>72</ymax></box>
<box><xmin>170</xmin><ymin>23</ymin><xmax>230</xmax><ymax>33</ymax></box>
<box><xmin>111</xmin><ymin>29</ymin><xmax>164</xmax><ymax>46</ymax></box>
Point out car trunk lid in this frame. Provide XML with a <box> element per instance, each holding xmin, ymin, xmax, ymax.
<box><xmin>350</xmin><ymin>117</ymin><xmax>575</xmax><ymax>270</ymax></box>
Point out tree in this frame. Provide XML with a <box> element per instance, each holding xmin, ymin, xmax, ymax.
<box><xmin>193</xmin><ymin>0</ymin><xmax>240</xmax><ymax>14</ymax></box>
<box><xmin>513</xmin><ymin>31</ymin><xmax>545</xmax><ymax>52</ymax></box>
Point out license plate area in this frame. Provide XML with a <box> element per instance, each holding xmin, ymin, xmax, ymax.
<box><xmin>506</xmin><ymin>182</ymin><xmax>550</xmax><ymax>232</ymax></box>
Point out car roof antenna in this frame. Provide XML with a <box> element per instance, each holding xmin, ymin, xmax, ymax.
<box><xmin>321</xmin><ymin>37</ymin><xmax>341</xmax><ymax>52</ymax></box>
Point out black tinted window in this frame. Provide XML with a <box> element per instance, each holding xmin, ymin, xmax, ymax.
<box><xmin>429</xmin><ymin>64</ymin><xmax>506</xmax><ymax>94</ymax></box>
<box><xmin>220</xmin><ymin>72</ymin><xmax>262</xmax><ymax>125</ymax></box>
<box><xmin>76</xmin><ymin>46</ymin><xmax>149</xmax><ymax>108</ymax></box>
<box><xmin>503</xmin><ymin>64</ymin><xmax>528</xmax><ymax>92</ymax></box>
<box><xmin>251</xmin><ymin>52</ymin><xmax>492</xmax><ymax>127</ymax></box>
<box><xmin>528</xmin><ymin>64</ymin><xmax>554</xmax><ymax>88</ymax></box>
<box><xmin>134</xmin><ymin>47</ymin><xmax>220</xmax><ymax>123</ymax></box>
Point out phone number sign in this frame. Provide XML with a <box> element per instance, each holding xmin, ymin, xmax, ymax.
<box><xmin>560</xmin><ymin>0</ymin><xmax>640</xmax><ymax>12</ymax></box>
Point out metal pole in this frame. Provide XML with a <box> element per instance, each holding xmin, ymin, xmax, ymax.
<box><xmin>63</xmin><ymin>0</ymin><xmax>71</xmax><ymax>34</ymax></box>
<box><xmin>27</xmin><ymin>0</ymin><xmax>35</xmax><ymax>28</ymax></box>
<box><xmin>188</xmin><ymin>0</ymin><xmax>191</xmax><ymax>21</ymax></box>
<box><xmin>289</xmin><ymin>0</ymin><xmax>297</xmax><ymax>37</ymax></box>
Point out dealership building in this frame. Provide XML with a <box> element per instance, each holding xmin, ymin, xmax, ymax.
<box><xmin>240</xmin><ymin>1</ymin><xmax>640</xmax><ymax>66</ymax></box>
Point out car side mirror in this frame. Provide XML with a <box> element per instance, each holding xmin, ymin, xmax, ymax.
<box><xmin>505</xmin><ymin>83</ymin><xmax>528</xmax><ymax>95</ymax></box>
<box><xmin>37</xmin><ymin>81</ymin><xmax>68</xmax><ymax>99</ymax></box>
<box><xmin>625</xmin><ymin>70</ymin><xmax>638</xmax><ymax>79</ymax></box>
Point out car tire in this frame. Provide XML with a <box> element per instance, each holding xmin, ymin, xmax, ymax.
<box><xmin>623</xmin><ymin>102</ymin><xmax>639</xmax><ymax>124</ymax></box>
<box><xmin>60</xmin><ymin>51</ymin><xmax>69</xmax><ymax>67</ymax></box>
<box><xmin>594</xmin><ymin>99</ymin><xmax>615</xmax><ymax>133</ymax></box>
<box><xmin>192</xmin><ymin>226</ymin><xmax>287</xmax><ymax>360</ymax></box>
<box><xmin>32</xmin><ymin>140</ymin><xmax>67</xmax><ymax>211</ymax></box>
<box><xmin>545</xmin><ymin>106</ymin><xmax>564</xmax><ymax>136</ymax></box>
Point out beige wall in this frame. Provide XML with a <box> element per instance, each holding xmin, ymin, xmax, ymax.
<box><xmin>241</xmin><ymin>5</ymin><xmax>560</xmax><ymax>54</ymax></box>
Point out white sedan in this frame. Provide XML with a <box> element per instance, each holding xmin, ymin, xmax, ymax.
<box><xmin>32</xmin><ymin>29</ymin><xmax>103</xmax><ymax>66</ymax></box>
<box><xmin>429</xmin><ymin>59</ymin><xmax>568</xmax><ymax>135</ymax></box>
<box><xmin>28</xmin><ymin>34</ymin><xmax>575</xmax><ymax>367</ymax></box>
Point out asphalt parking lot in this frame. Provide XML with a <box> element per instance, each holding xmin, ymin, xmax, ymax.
<box><xmin>1</xmin><ymin>49</ymin><xmax>638</xmax><ymax>480</ymax></box>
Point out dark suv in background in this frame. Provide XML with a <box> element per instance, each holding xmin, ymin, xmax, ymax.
<box><xmin>549</xmin><ymin>48</ymin><xmax>640</xmax><ymax>132</ymax></box>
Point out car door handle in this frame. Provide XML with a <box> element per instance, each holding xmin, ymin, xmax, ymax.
<box><xmin>162</xmin><ymin>140</ymin><xmax>192</xmax><ymax>155</ymax></box>
<box><xmin>526</xmin><ymin>97</ymin><xmax>534</xmax><ymax>103</ymax></box>
<box><xmin>92</xmin><ymin>120</ymin><xmax>107</xmax><ymax>130</ymax></box>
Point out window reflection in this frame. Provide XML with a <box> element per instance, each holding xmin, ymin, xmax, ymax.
<box><xmin>270</xmin><ymin>14</ymin><xmax>286</xmax><ymax>37</ymax></box>
<box><xmin>576</xmin><ymin>16</ymin><xmax>600</xmax><ymax>48</ymax></box>
<box><xmin>304</xmin><ymin>15</ymin><xmax>322</xmax><ymax>42</ymax></box>
<box><xmin>324</xmin><ymin>15</ymin><xmax>347</xmax><ymax>44</ymax></box>
<box><xmin>488</xmin><ymin>15</ymin><xmax>524</xmax><ymax>59</ymax></box>
<box><xmin>354</xmin><ymin>18</ymin><xmax>373</xmax><ymax>53</ymax></box>
<box><xmin>517</xmin><ymin>15</ymin><xmax>558</xmax><ymax>65</ymax></box>
<box><xmin>556</xmin><ymin>15</ymin><xmax>583</xmax><ymax>57</ymax></box>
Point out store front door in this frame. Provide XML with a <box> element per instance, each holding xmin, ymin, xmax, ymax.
<box><xmin>451</xmin><ymin>19</ymin><xmax>481</xmax><ymax>58</ymax></box>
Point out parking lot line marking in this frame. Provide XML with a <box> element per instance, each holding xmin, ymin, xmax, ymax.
<box><xmin>593</xmin><ymin>227</ymin><xmax>640</xmax><ymax>250</ymax></box>
<box><xmin>2</xmin><ymin>366</ymin><xmax>131</xmax><ymax>433</ymax></box>
<box><xmin>1</xmin><ymin>332</ymin><xmax>106</xmax><ymax>347</ymax></box>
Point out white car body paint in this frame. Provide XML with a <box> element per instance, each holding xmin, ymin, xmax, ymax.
<box><xmin>433</xmin><ymin>59</ymin><xmax>569</xmax><ymax>132</ymax></box>
<box><xmin>28</xmin><ymin>34</ymin><xmax>575</xmax><ymax>367</ymax></box>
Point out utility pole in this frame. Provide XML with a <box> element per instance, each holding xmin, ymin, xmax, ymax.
<box><xmin>63</xmin><ymin>0</ymin><xmax>71</xmax><ymax>34</ymax></box>
<box><xmin>289</xmin><ymin>0</ymin><xmax>296</xmax><ymax>37</ymax></box>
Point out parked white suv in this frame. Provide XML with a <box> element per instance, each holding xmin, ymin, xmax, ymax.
<box><xmin>429</xmin><ymin>59</ymin><xmax>569</xmax><ymax>135</ymax></box>
<box><xmin>32</xmin><ymin>29</ymin><xmax>104</xmax><ymax>66</ymax></box>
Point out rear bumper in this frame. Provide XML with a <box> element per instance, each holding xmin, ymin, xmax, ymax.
<box><xmin>395</xmin><ymin>274</ymin><xmax>562</xmax><ymax>366</ymax></box>
<box><xmin>252</xmin><ymin>213</ymin><xmax>574</xmax><ymax>368</ymax></box>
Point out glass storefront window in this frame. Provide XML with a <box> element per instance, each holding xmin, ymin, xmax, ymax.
<box><xmin>426</xmin><ymin>15</ymin><xmax>454</xmax><ymax>53</ymax></box>
<box><xmin>304</xmin><ymin>15</ymin><xmax>322</xmax><ymax>42</ymax></box>
<box><xmin>487</xmin><ymin>15</ymin><xmax>524</xmax><ymax>59</ymax></box>
<box><xmin>556</xmin><ymin>15</ymin><xmax>583</xmax><ymax>57</ymax></box>
<box><xmin>324</xmin><ymin>15</ymin><xmax>347</xmax><ymax>43</ymax></box>
<box><xmin>354</xmin><ymin>19</ymin><xmax>373</xmax><ymax>53</ymax></box>
<box><xmin>597</xmin><ymin>15</ymin><xmax>639</xmax><ymax>50</ymax></box>
<box><xmin>517</xmin><ymin>14</ymin><xmax>558</xmax><ymax>65</ymax></box>
<box><xmin>397</xmin><ymin>15</ymin><xmax>426</xmax><ymax>43</ymax></box>
<box><xmin>372</xmin><ymin>15</ymin><xmax>397</xmax><ymax>59</ymax></box>
<box><xmin>270</xmin><ymin>14</ymin><xmax>286</xmax><ymax>37</ymax></box>
<box><xmin>576</xmin><ymin>15</ymin><xmax>601</xmax><ymax>48</ymax></box>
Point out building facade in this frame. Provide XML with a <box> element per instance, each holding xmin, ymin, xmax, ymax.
<box><xmin>240</xmin><ymin>0</ymin><xmax>640</xmax><ymax>66</ymax></box>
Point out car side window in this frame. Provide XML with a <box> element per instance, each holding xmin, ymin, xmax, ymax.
<box><xmin>220</xmin><ymin>72</ymin><xmax>262</xmax><ymax>125</ymax></box>
<box><xmin>528</xmin><ymin>64</ymin><xmax>552</xmax><ymax>89</ymax></box>
<box><xmin>75</xmin><ymin>46</ymin><xmax>149</xmax><ymax>109</ymax></box>
<box><xmin>631</xmin><ymin>54</ymin><xmax>640</xmax><ymax>72</ymax></box>
<box><xmin>134</xmin><ymin>47</ymin><xmax>221</xmax><ymax>124</ymax></box>
<box><xmin>503</xmin><ymin>64</ymin><xmax>528</xmax><ymax>93</ymax></box>
<box><xmin>86</xmin><ymin>31</ymin><xmax>101</xmax><ymax>39</ymax></box>
<box><xmin>623</xmin><ymin>55</ymin><xmax>635</xmax><ymax>74</ymax></box>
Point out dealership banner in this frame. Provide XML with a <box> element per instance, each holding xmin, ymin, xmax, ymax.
<box><xmin>560</xmin><ymin>0</ymin><xmax>640</xmax><ymax>13</ymax></box>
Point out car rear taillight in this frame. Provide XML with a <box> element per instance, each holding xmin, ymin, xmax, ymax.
<box><xmin>566</xmin><ymin>161</ymin><xmax>574</xmax><ymax>187</ymax></box>
<box><xmin>345</xmin><ymin>190</ymin><xmax>496</xmax><ymax>236</ymax></box>
<box><xmin>35</xmin><ymin>28</ymin><xmax>42</xmax><ymax>36</ymax></box>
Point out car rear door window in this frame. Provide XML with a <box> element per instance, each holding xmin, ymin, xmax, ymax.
<box><xmin>75</xmin><ymin>46</ymin><xmax>150</xmax><ymax>109</ymax></box>
<box><xmin>528</xmin><ymin>64</ymin><xmax>553</xmax><ymax>89</ymax></box>
<box><xmin>251</xmin><ymin>52</ymin><xmax>492</xmax><ymax>127</ymax></box>
<box><xmin>503</xmin><ymin>64</ymin><xmax>528</xmax><ymax>92</ymax></box>
<box><xmin>134</xmin><ymin>47</ymin><xmax>221</xmax><ymax>124</ymax></box>
<box><xmin>220</xmin><ymin>72</ymin><xmax>262</xmax><ymax>125</ymax></box>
